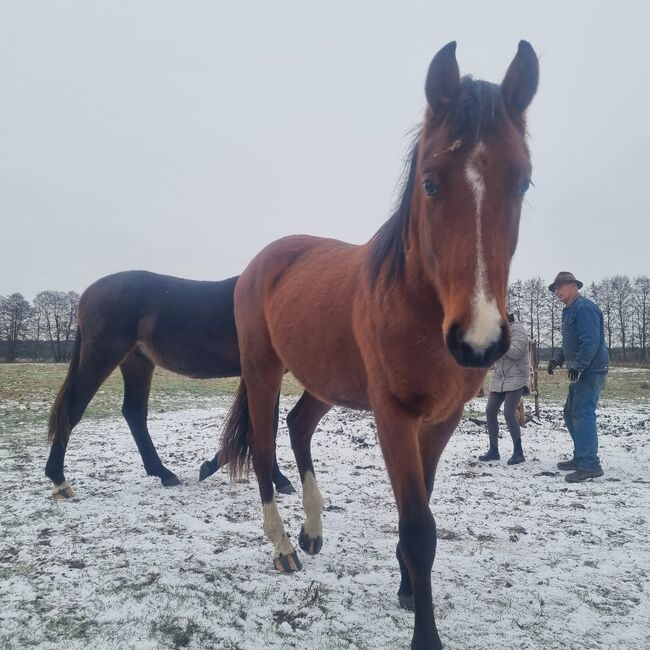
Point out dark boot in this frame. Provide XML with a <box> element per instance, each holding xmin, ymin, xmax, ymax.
<box><xmin>557</xmin><ymin>458</ymin><xmax>577</xmax><ymax>471</ymax></box>
<box><xmin>565</xmin><ymin>467</ymin><xmax>604</xmax><ymax>483</ymax></box>
<box><xmin>479</xmin><ymin>446</ymin><xmax>500</xmax><ymax>461</ymax></box>
<box><xmin>507</xmin><ymin>438</ymin><xmax>525</xmax><ymax>465</ymax></box>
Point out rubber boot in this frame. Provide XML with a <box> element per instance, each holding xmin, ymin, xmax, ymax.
<box><xmin>507</xmin><ymin>437</ymin><xmax>525</xmax><ymax>465</ymax></box>
<box><xmin>479</xmin><ymin>445</ymin><xmax>500</xmax><ymax>461</ymax></box>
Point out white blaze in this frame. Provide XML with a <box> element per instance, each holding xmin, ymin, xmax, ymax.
<box><xmin>463</xmin><ymin>142</ymin><xmax>502</xmax><ymax>352</ymax></box>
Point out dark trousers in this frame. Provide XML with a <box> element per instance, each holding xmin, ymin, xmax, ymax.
<box><xmin>563</xmin><ymin>370</ymin><xmax>606</xmax><ymax>471</ymax></box>
<box><xmin>486</xmin><ymin>388</ymin><xmax>525</xmax><ymax>448</ymax></box>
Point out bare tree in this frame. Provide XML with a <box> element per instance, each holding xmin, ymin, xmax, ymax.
<box><xmin>522</xmin><ymin>277</ymin><xmax>545</xmax><ymax>344</ymax></box>
<box><xmin>610</xmin><ymin>275</ymin><xmax>633</xmax><ymax>361</ymax></box>
<box><xmin>33</xmin><ymin>291</ymin><xmax>80</xmax><ymax>362</ymax></box>
<box><xmin>633</xmin><ymin>275</ymin><xmax>650</xmax><ymax>362</ymax></box>
<box><xmin>543</xmin><ymin>288</ymin><xmax>562</xmax><ymax>354</ymax></box>
<box><xmin>507</xmin><ymin>279</ymin><xmax>524</xmax><ymax>321</ymax></box>
<box><xmin>590</xmin><ymin>278</ymin><xmax>615</xmax><ymax>354</ymax></box>
<box><xmin>28</xmin><ymin>307</ymin><xmax>44</xmax><ymax>362</ymax></box>
<box><xmin>0</xmin><ymin>293</ymin><xmax>33</xmax><ymax>362</ymax></box>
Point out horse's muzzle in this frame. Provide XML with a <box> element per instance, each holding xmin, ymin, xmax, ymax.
<box><xmin>445</xmin><ymin>322</ymin><xmax>510</xmax><ymax>368</ymax></box>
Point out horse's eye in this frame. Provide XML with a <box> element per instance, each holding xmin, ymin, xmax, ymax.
<box><xmin>423</xmin><ymin>179</ymin><xmax>438</xmax><ymax>196</ymax></box>
<box><xmin>518</xmin><ymin>179</ymin><xmax>531</xmax><ymax>197</ymax></box>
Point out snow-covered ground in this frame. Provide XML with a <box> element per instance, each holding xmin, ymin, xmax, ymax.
<box><xmin>1</xmin><ymin>398</ymin><xmax>649</xmax><ymax>649</ymax></box>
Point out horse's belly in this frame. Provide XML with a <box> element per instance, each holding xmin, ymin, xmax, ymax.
<box><xmin>273</xmin><ymin>332</ymin><xmax>370</xmax><ymax>410</ymax></box>
<box><xmin>138</xmin><ymin>338</ymin><xmax>240</xmax><ymax>379</ymax></box>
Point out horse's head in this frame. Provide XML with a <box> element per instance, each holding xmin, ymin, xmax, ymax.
<box><xmin>414</xmin><ymin>41</ymin><xmax>538</xmax><ymax>368</ymax></box>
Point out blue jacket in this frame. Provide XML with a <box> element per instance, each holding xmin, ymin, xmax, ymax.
<box><xmin>552</xmin><ymin>295</ymin><xmax>609</xmax><ymax>373</ymax></box>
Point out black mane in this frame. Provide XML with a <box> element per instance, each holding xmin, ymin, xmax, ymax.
<box><xmin>369</xmin><ymin>77</ymin><xmax>506</xmax><ymax>286</ymax></box>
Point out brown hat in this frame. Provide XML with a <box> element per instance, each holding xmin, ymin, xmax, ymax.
<box><xmin>548</xmin><ymin>271</ymin><xmax>583</xmax><ymax>292</ymax></box>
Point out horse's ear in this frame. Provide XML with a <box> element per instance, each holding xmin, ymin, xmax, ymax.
<box><xmin>425</xmin><ymin>41</ymin><xmax>460</xmax><ymax>117</ymax></box>
<box><xmin>501</xmin><ymin>40</ymin><xmax>539</xmax><ymax>119</ymax></box>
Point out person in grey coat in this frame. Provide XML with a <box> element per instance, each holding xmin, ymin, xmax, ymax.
<box><xmin>479</xmin><ymin>313</ymin><xmax>530</xmax><ymax>464</ymax></box>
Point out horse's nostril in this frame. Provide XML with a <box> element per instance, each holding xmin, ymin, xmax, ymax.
<box><xmin>448</xmin><ymin>322</ymin><xmax>464</xmax><ymax>345</ymax></box>
<box><xmin>445</xmin><ymin>321</ymin><xmax>509</xmax><ymax>368</ymax></box>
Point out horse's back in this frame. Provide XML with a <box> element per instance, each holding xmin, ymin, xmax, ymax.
<box><xmin>78</xmin><ymin>271</ymin><xmax>241</xmax><ymax>378</ymax></box>
<box><xmin>236</xmin><ymin>236</ymin><xmax>370</xmax><ymax>408</ymax></box>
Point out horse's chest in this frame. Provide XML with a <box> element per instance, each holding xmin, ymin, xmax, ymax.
<box><xmin>380</xmin><ymin>345</ymin><xmax>483</xmax><ymax>420</ymax></box>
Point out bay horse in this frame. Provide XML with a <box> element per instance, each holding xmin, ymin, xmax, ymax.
<box><xmin>45</xmin><ymin>270</ymin><xmax>295</xmax><ymax>498</ymax></box>
<box><xmin>221</xmin><ymin>41</ymin><xmax>538</xmax><ymax>649</ymax></box>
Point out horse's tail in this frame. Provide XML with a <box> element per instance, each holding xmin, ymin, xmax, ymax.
<box><xmin>48</xmin><ymin>330</ymin><xmax>82</xmax><ymax>446</ymax></box>
<box><xmin>220</xmin><ymin>380</ymin><xmax>251</xmax><ymax>481</ymax></box>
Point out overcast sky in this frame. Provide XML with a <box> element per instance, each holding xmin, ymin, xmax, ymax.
<box><xmin>1</xmin><ymin>1</ymin><xmax>648</xmax><ymax>299</ymax></box>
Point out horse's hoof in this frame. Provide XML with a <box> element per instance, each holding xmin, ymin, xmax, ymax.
<box><xmin>275</xmin><ymin>480</ymin><xmax>296</xmax><ymax>495</ymax></box>
<box><xmin>161</xmin><ymin>474</ymin><xmax>182</xmax><ymax>487</ymax></box>
<box><xmin>273</xmin><ymin>551</ymin><xmax>302</xmax><ymax>573</ymax></box>
<box><xmin>398</xmin><ymin>591</ymin><xmax>414</xmax><ymax>611</ymax></box>
<box><xmin>52</xmin><ymin>481</ymin><xmax>76</xmax><ymax>500</ymax></box>
<box><xmin>298</xmin><ymin>525</ymin><xmax>322</xmax><ymax>555</ymax></box>
<box><xmin>198</xmin><ymin>461</ymin><xmax>217</xmax><ymax>482</ymax></box>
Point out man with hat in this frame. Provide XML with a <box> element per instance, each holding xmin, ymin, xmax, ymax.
<box><xmin>547</xmin><ymin>271</ymin><xmax>609</xmax><ymax>482</ymax></box>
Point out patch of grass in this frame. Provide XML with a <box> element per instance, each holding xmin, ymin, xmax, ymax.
<box><xmin>45</xmin><ymin>615</ymin><xmax>100</xmax><ymax>641</ymax></box>
<box><xmin>535</xmin><ymin>366</ymin><xmax>650</xmax><ymax>404</ymax></box>
<box><xmin>150</xmin><ymin>616</ymin><xmax>201</xmax><ymax>648</ymax></box>
<box><xmin>0</xmin><ymin>363</ymin><xmax>304</xmax><ymax>442</ymax></box>
<box><xmin>474</xmin><ymin>366</ymin><xmax>650</xmax><ymax>408</ymax></box>
<box><xmin>150</xmin><ymin>615</ymin><xmax>232</xmax><ymax>649</ymax></box>
<box><xmin>1</xmin><ymin>363</ymin><xmax>646</xmax><ymax>446</ymax></box>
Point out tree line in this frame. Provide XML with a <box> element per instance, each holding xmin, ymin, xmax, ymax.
<box><xmin>0</xmin><ymin>291</ymin><xmax>79</xmax><ymax>362</ymax></box>
<box><xmin>1</xmin><ymin>275</ymin><xmax>649</xmax><ymax>364</ymax></box>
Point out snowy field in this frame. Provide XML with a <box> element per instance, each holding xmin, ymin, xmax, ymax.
<box><xmin>1</xmin><ymin>397</ymin><xmax>649</xmax><ymax>649</ymax></box>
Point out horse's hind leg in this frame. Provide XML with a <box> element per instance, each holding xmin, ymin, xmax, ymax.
<box><xmin>286</xmin><ymin>391</ymin><xmax>331</xmax><ymax>555</ymax></box>
<box><xmin>396</xmin><ymin>408</ymin><xmax>462</xmax><ymax>613</ymax></box>
<box><xmin>271</xmin><ymin>396</ymin><xmax>296</xmax><ymax>494</ymax></box>
<box><xmin>46</xmin><ymin>342</ymin><xmax>129</xmax><ymax>498</ymax></box>
<box><xmin>199</xmin><ymin>396</ymin><xmax>296</xmax><ymax>495</ymax></box>
<box><xmin>120</xmin><ymin>351</ymin><xmax>180</xmax><ymax>487</ymax></box>
<box><xmin>245</xmin><ymin>360</ymin><xmax>302</xmax><ymax>573</ymax></box>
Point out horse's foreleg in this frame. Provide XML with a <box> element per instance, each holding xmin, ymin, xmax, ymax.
<box><xmin>374</xmin><ymin>404</ymin><xmax>441</xmax><ymax>650</ymax></box>
<box><xmin>396</xmin><ymin>408</ymin><xmax>463</xmax><ymax>613</ymax></box>
<box><xmin>287</xmin><ymin>392</ymin><xmax>331</xmax><ymax>555</ymax></box>
<box><xmin>120</xmin><ymin>352</ymin><xmax>180</xmax><ymax>487</ymax></box>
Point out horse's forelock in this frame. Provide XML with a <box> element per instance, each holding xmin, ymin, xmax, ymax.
<box><xmin>446</xmin><ymin>77</ymin><xmax>507</xmax><ymax>146</ymax></box>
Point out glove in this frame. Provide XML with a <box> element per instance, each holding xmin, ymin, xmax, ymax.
<box><xmin>547</xmin><ymin>359</ymin><xmax>558</xmax><ymax>375</ymax></box>
<box><xmin>568</xmin><ymin>368</ymin><xmax>580</xmax><ymax>382</ymax></box>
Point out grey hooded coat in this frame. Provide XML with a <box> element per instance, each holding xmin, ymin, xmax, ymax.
<box><xmin>489</xmin><ymin>321</ymin><xmax>530</xmax><ymax>393</ymax></box>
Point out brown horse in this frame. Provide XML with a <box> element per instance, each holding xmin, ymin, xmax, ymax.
<box><xmin>45</xmin><ymin>270</ymin><xmax>295</xmax><ymax>498</ymax></box>
<box><xmin>221</xmin><ymin>42</ymin><xmax>538</xmax><ymax>649</ymax></box>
